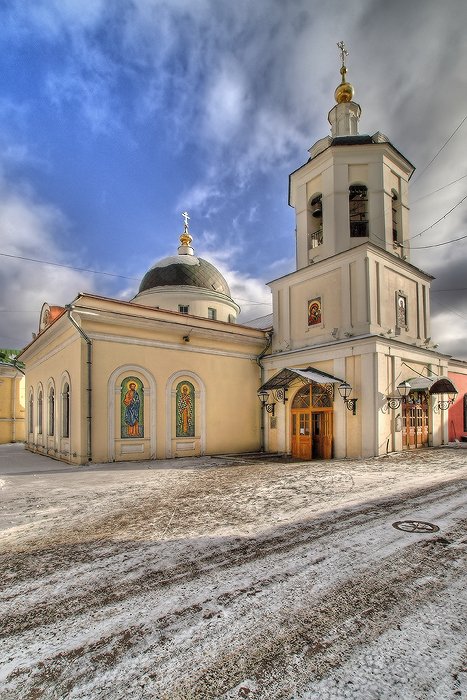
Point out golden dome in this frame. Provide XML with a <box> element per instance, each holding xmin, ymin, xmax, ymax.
<box><xmin>334</xmin><ymin>65</ymin><xmax>354</xmax><ymax>104</ymax></box>
<box><xmin>179</xmin><ymin>231</ymin><xmax>193</xmax><ymax>247</ymax></box>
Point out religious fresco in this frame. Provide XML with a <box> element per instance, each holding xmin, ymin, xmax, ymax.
<box><xmin>121</xmin><ymin>376</ymin><xmax>144</xmax><ymax>438</ymax></box>
<box><xmin>176</xmin><ymin>380</ymin><xmax>195</xmax><ymax>437</ymax></box>
<box><xmin>308</xmin><ymin>297</ymin><xmax>322</xmax><ymax>326</ymax></box>
<box><xmin>396</xmin><ymin>292</ymin><xmax>407</xmax><ymax>328</ymax></box>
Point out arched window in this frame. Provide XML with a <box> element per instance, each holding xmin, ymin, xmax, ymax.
<box><xmin>292</xmin><ymin>383</ymin><xmax>333</xmax><ymax>409</ymax></box>
<box><xmin>28</xmin><ymin>390</ymin><xmax>34</xmax><ymax>434</ymax></box>
<box><xmin>308</xmin><ymin>194</ymin><xmax>323</xmax><ymax>250</ymax></box>
<box><xmin>391</xmin><ymin>190</ymin><xmax>400</xmax><ymax>245</ymax></box>
<box><xmin>37</xmin><ymin>389</ymin><xmax>43</xmax><ymax>435</ymax></box>
<box><xmin>349</xmin><ymin>184</ymin><xmax>368</xmax><ymax>237</ymax></box>
<box><xmin>61</xmin><ymin>382</ymin><xmax>70</xmax><ymax>438</ymax></box>
<box><xmin>48</xmin><ymin>386</ymin><xmax>55</xmax><ymax>436</ymax></box>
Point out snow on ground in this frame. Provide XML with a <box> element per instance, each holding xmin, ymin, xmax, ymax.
<box><xmin>0</xmin><ymin>444</ymin><xmax>466</xmax><ymax>699</ymax></box>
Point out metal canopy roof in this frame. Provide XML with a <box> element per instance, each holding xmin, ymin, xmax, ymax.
<box><xmin>429</xmin><ymin>378</ymin><xmax>458</xmax><ymax>395</ymax></box>
<box><xmin>405</xmin><ymin>376</ymin><xmax>434</xmax><ymax>390</ymax></box>
<box><xmin>259</xmin><ymin>366</ymin><xmax>344</xmax><ymax>391</ymax></box>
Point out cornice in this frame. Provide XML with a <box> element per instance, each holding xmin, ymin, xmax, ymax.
<box><xmin>88</xmin><ymin>331</ymin><xmax>260</xmax><ymax>360</ymax></box>
<box><xmin>267</xmin><ymin>241</ymin><xmax>433</xmax><ymax>288</ymax></box>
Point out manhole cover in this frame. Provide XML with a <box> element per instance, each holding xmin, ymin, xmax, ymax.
<box><xmin>392</xmin><ymin>520</ymin><xmax>440</xmax><ymax>533</ymax></box>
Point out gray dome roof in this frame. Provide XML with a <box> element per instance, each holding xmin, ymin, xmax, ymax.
<box><xmin>139</xmin><ymin>254</ymin><xmax>231</xmax><ymax>296</ymax></box>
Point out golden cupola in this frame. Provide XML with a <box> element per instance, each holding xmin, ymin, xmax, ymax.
<box><xmin>334</xmin><ymin>64</ymin><xmax>354</xmax><ymax>104</ymax></box>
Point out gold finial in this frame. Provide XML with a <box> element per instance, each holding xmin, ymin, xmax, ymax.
<box><xmin>334</xmin><ymin>40</ymin><xmax>354</xmax><ymax>104</ymax></box>
<box><xmin>179</xmin><ymin>210</ymin><xmax>193</xmax><ymax>247</ymax></box>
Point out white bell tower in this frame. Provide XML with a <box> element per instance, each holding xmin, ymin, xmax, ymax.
<box><xmin>270</xmin><ymin>43</ymin><xmax>433</xmax><ymax>351</ymax></box>
<box><xmin>290</xmin><ymin>42</ymin><xmax>414</xmax><ymax>271</ymax></box>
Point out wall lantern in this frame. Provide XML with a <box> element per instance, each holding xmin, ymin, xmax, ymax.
<box><xmin>385</xmin><ymin>380</ymin><xmax>411</xmax><ymax>411</ymax></box>
<box><xmin>338</xmin><ymin>381</ymin><xmax>358</xmax><ymax>415</ymax></box>
<box><xmin>257</xmin><ymin>389</ymin><xmax>275</xmax><ymax>416</ymax></box>
<box><xmin>429</xmin><ymin>378</ymin><xmax>458</xmax><ymax>413</ymax></box>
<box><xmin>433</xmin><ymin>391</ymin><xmax>458</xmax><ymax>413</ymax></box>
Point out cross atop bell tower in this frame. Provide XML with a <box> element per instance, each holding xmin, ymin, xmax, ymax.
<box><xmin>328</xmin><ymin>41</ymin><xmax>361</xmax><ymax>137</ymax></box>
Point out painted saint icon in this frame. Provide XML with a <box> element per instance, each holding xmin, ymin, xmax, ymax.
<box><xmin>176</xmin><ymin>381</ymin><xmax>195</xmax><ymax>437</ymax></box>
<box><xmin>308</xmin><ymin>297</ymin><xmax>322</xmax><ymax>326</ymax></box>
<box><xmin>121</xmin><ymin>377</ymin><xmax>144</xmax><ymax>438</ymax></box>
<box><xmin>396</xmin><ymin>293</ymin><xmax>407</xmax><ymax>328</ymax></box>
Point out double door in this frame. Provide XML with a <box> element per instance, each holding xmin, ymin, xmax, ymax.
<box><xmin>291</xmin><ymin>409</ymin><xmax>333</xmax><ymax>460</ymax></box>
<box><xmin>402</xmin><ymin>401</ymin><xmax>429</xmax><ymax>449</ymax></box>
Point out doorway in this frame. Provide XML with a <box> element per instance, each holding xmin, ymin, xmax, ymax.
<box><xmin>402</xmin><ymin>393</ymin><xmax>429</xmax><ymax>449</ymax></box>
<box><xmin>291</xmin><ymin>383</ymin><xmax>333</xmax><ymax>460</ymax></box>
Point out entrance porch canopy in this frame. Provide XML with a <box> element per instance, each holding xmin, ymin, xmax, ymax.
<box><xmin>259</xmin><ymin>366</ymin><xmax>344</xmax><ymax>392</ymax></box>
<box><xmin>404</xmin><ymin>376</ymin><xmax>458</xmax><ymax>395</ymax></box>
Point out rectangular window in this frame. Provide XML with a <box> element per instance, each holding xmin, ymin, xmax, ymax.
<box><xmin>208</xmin><ymin>307</ymin><xmax>217</xmax><ymax>320</ymax></box>
<box><xmin>464</xmin><ymin>394</ymin><xmax>467</xmax><ymax>433</ymax></box>
<box><xmin>178</xmin><ymin>305</ymin><xmax>189</xmax><ymax>314</ymax></box>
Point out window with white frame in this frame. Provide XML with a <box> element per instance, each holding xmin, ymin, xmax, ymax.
<box><xmin>28</xmin><ymin>390</ymin><xmax>34</xmax><ymax>434</ymax></box>
<box><xmin>48</xmin><ymin>386</ymin><xmax>55</xmax><ymax>436</ymax></box>
<box><xmin>37</xmin><ymin>390</ymin><xmax>43</xmax><ymax>435</ymax></box>
<box><xmin>62</xmin><ymin>382</ymin><xmax>70</xmax><ymax>438</ymax></box>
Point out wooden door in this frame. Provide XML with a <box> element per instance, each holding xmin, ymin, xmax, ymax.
<box><xmin>311</xmin><ymin>411</ymin><xmax>333</xmax><ymax>459</ymax></box>
<box><xmin>291</xmin><ymin>411</ymin><xmax>311</xmax><ymax>459</ymax></box>
<box><xmin>402</xmin><ymin>398</ymin><xmax>428</xmax><ymax>449</ymax></box>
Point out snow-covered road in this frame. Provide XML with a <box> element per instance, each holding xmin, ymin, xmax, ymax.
<box><xmin>1</xmin><ymin>445</ymin><xmax>466</xmax><ymax>699</ymax></box>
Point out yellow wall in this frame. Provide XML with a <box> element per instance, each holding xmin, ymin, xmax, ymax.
<box><xmin>0</xmin><ymin>368</ymin><xmax>25</xmax><ymax>443</ymax></box>
<box><xmin>20</xmin><ymin>299</ymin><xmax>265</xmax><ymax>465</ymax></box>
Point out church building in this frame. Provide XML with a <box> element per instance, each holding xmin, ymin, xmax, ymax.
<box><xmin>19</xmin><ymin>46</ymin><xmax>464</xmax><ymax>465</ymax></box>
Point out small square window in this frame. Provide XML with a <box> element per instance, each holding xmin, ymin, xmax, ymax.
<box><xmin>208</xmin><ymin>308</ymin><xmax>217</xmax><ymax>320</ymax></box>
<box><xmin>178</xmin><ymin>305</ymin><xmax>189</xmax><ymax>314</ymax></box>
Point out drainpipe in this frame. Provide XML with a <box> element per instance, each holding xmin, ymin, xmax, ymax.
<box><xmin>66</xmin><ymin>306</ymin><xmax>92</xmax><ymax>462</ymax></box>
<box><xmin>11</xmin><ymin>374</ymin><xmax>16</xmax><ymax>442</ymax></box>
<box><xmin>256</xmin><ymin>331</ymin><xmax>273</xmax><ymax>452</ymax></box>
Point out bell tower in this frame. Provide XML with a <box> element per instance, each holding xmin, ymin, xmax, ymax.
<box><xmin>290</xmin><ymin>42</ymin><xmax>414</xmax><ymax>271</ymax></box>
<box><xmin>270</xmin><ymin>43</ymin><xmax>433</xmax><ymax>352</ymax></box>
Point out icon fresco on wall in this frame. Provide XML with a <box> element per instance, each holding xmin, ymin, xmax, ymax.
<box><xmin>396</xmin><ymin>292</ymin><xmax>407</xmax><ymax>328</ymax></box>
<box><xmin>176</xmin><ymin>380</ymin><xmax>195</xmax><ymax>437</ymax></box>
<box><xmin>308</xmin><ymin>297</ymin><xmax>322</xmax><ymax>326</ymax></box>
<box><xmin>121</xmin><ymin>376</ymin><xmax>144</xmax><ymax>438</ymax></box>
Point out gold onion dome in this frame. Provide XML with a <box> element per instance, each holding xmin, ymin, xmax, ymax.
<box><xmin>334</xmin><ymin>65</ymin><xmax>354</xmax><ymax>104</ymax></box>
<box><xmin>179</xmin><ymin>231</ymin><xmax>192</xmax><ymax>247</ymax></box>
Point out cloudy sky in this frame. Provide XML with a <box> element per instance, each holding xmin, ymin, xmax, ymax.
<box><xmin>0</xmin><ymin>0</ymin><xmax>466</xmax><ymax>358</ymax></box>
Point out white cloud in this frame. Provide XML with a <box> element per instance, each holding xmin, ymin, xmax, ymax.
<box><xmin>203</xmin><ymin>63</ymin><xmax>250</xmax><ymax>142</ymax></box>
<box><xmin>0</xmin><ymin>175</ymin><xmax>95</xmax><ymax>348</ymax></box>
<box><xmin>176</xmin><ymin>183</ymin><xmax>222</xmax><ymax>216</ymax></box>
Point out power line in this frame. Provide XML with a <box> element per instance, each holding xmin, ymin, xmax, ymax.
<box><xmin>0</xmin><ymin>252</ymin><xmax>140</xmax><ymax>281</ymax></box>
<box><xmin>407</xmin><ymin>193</ymin><xmax>467</xmax><ymax>241</ymax></box>
<box><xmin>431</xmin><ymin>297</ymin><xmax>467</xmax><ymax>322</ymax></box>
<box><xmin>412</xmin><ymin>114</ymin><xmax>467</xmax><ymax>184</ymax></box>
<box><xmin>0</xmin><ymin>252</ymin><xmax>272</xmax><ymax>307</ymax></box>
<box><xmin>409</xmin><ymin>234</ymin><xmax>467</xmax><ymax>250</ymax></box>
<box><xmin>411</xmin><ymin>174</ymin><xmax>467</xmax><ymax>204</ymax></box>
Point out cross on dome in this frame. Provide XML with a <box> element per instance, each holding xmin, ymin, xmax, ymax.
<box><xmin>182</xmin><ymin>210</ymin><xmax>190</xmax><ymax>233</ymax></box>
<box><xmin>179</xmin><ymin>210</ymin><xmax>193</xmax><ymax>251</ymax></box>
<box><xmin>337</xmin><ymin>40</ymin><xmax>349</xmax><ymax>67</ymax></box>
<box><xmin>334</xmin><ymin>39</ymin><xmax>354</xmax><ymax>104</ymax></box>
